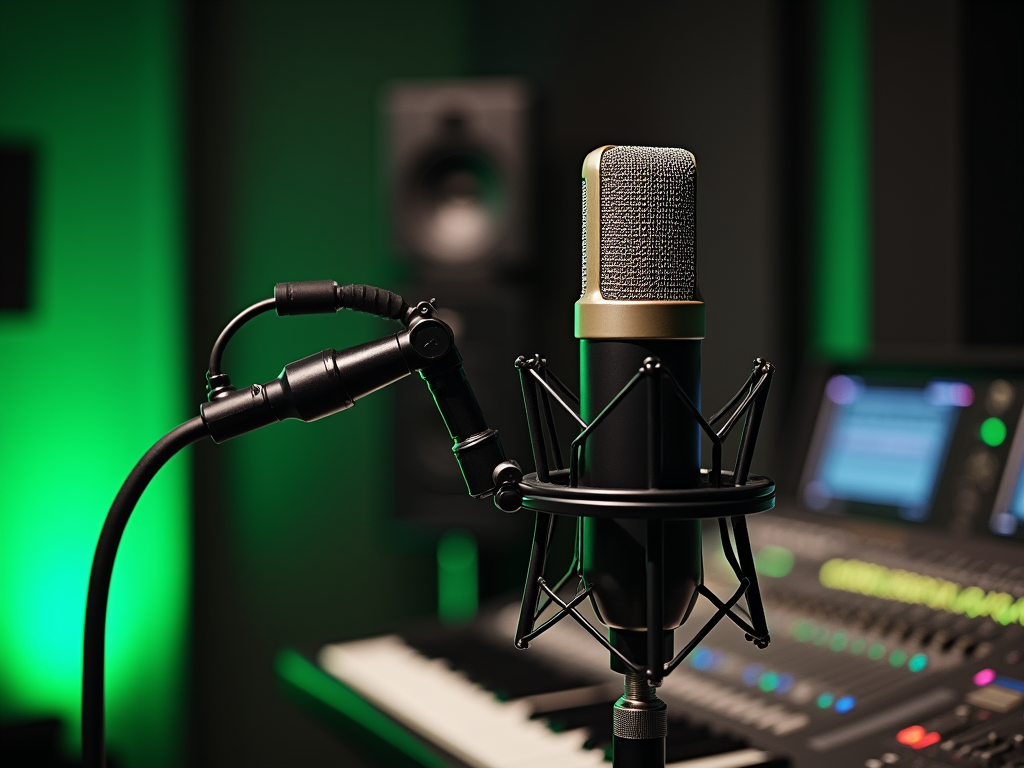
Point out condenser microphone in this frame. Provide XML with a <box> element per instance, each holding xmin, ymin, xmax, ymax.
<box><xmin>579</xmin><ymin>145</ymin><xmax>706</xmax><ymax>765</ymax></box>
<box><xmin>579</xmin><ymin>145</ymin><xmax>705</xmax><ymax>656</ymax></box>
<box><xmin>509</xmin><ymin>144</ymin><xmax>774</xmax><ymax>768</ymax></box>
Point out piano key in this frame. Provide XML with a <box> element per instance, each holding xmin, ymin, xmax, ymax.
<box><xmin>770</xmin><ymin>714</ymin><xmax>810</xmax><ymax>736</ymax></box>
<box><xmin>534</xmin><ymin>700</ymin><xmax>615</xmax><ymax>749</ymax></box>
<box><xmin>404</xmin><ymin>627</ymin><xmax>597</xmax><ymax>700</ymax></box>
<box><xmin>668</xmin><ymin>750</ymin><xmax>774</xmax><ymax>768</ymax></box>
<box><xmin>667</xmin><ymin>733</ymin><xmax>749</xmax><ymax>763</ymax></box>
<box><xmin>532</xmin><ymin>700</ymin><xmax>617</xmax><ymax>733</ymax></box>
<box><xmin>320</xmin><ymin>633</ymin><xmax>788</xmax><ymax>768</ymax></box>
<box><xmin>319</xmin><ymin>636</ymin><xmax>606</xmax><ymax>768</ymax></box>
<box><xmin>523</xmin><ymin>682</ymin><xmax>622</xmax><ymax>714</ymax></box>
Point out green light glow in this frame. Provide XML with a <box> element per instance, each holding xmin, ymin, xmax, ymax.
<box><xmin>907</xmin><ymin>653</ymin><xmax>928</xmax><ymax>673</ymax></box>
<box><xmin>868</xmin><ymin>642</ymin><xmax>886</xmax><ymax>661</ymax></box>
<box><xmin>754</xmin><ymin>545</ymin><xmax>795</xmax><ymax>579</ymax></box>
<box><xmin>830</xmin><ymin>631</ymin><xmax>849</xmax><ymax>652</ymax></box>
<box><xmin>980</xmin><ymin>417</ymin><xmax>1007</xmax><ymax>447</ymax></box>
<box><xmin>792</xmin><ymin>620</ymin><xmax>816</xmax><ymax>642</ymax></box>
<box><xmin>849</xmin><ymin>637</ymin><xmax>866</xmax><ymax>655</ymax></box>
<box><xmin>0</xmin><ymin>3</ymin><xmax>186</xmax><ymax>766</ymax></box>
<box><xmin>889</xmin><ymin>649</ymin><xmax>908</xmax><ymax>668</ymax></box>
<box><xmin>815</xmin><ymin>0</ymin><xmax>872</xmax><ymax>359</ymax></box>
<box><xmin>759</xmin><ymin>672</ymin><xmax>780</xmax><ymax>693</ymax></box>
<box><xmin>820</xmin><ymin>557</ymin><xmax>1024</xmax><ymax>626</ymax></box>
<box><xmin>275</xmin><ymin>650</ymin><xmax>452</xmax><ymax>768</ymax></box>
<box><xmin>817</xmin><ymin>693</ymin><xmax>835</xmax><ymax>709</ymax></box>
<box><xmin>437</xmin><ymin>529</ymin><xmax>478</xmax><ymax>625</ymax></box>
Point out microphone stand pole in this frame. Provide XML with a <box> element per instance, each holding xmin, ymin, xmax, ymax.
<box><xmin>613</xmin><ymin>672</ymin><xmax>667</xmax><ymax>767</ymax></box>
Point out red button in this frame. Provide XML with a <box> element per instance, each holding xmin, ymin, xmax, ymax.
<box><xmin>897</xmin><ymin>725</ymin><xmax>925</xmax><ymax>745</ymax></box>
<box><xmin>915</xmin><ymin>732</ymin><xmax>941</xmax><ymax>750</ymax></box>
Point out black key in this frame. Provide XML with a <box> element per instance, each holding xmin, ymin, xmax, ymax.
<box><xmin>534</xmin><ymin>700</ymin><xmax>616</xmax><ymax>737</ymax></box>
<box><xmin>665</xmin><ymin>733</ymin><xmax>748</xmax><ymax>763</ymax></box>
<box><xmin>403</xmin><ymin>628</ymin><xmax>591</xmax><ymax>699</ymax></box>
<box><xmin>664</xmin><ymin>714</ymin><xmax>712</xmax><ymax>745</ymax></box>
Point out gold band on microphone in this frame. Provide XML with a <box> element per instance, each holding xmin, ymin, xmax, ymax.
<box><xmin>575</xmin><ymin>300</ymin><xmax>705</xmax><ymax>340</ymax></box>
<box><xmin>576</xmin><ymin>145</ymin><xmax>706</xmax><ymax>341</ymax></box>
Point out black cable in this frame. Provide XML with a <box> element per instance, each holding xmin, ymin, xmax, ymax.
<box><xmin>208</xmin><ymin>297</ymin><xmax>276</xmax><ymax>376</ymax></box>
<box><xmin>82</xmin><ymin>417</ymin><xmax>209</xmax><ymax>768</ymax></box>
<box><xmin>208</xmin><ymin>284</ymin><xmax>412</xmax><ymax>380</ymax></box>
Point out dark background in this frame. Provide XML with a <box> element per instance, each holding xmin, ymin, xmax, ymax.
<box><xmin>1</xmin><ymin>0</ymin><xmax>1021</xmax><ymax>765</ymax></box>
<box><xmin>186</xmin><ymin>1</ymin><xmax>1021</xmax><ymax>765</ymax></box>
<box><xmin>186</xmin><ymin>4</ymin><xmax>793</xmax><ymax>763</ymax></box>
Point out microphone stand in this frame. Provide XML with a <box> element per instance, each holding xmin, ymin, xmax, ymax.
<box><xmin>83</xmin><ymin>279</ymin><xmax>774</xmax><ymax>768</ymax></box>
<box><xmin>505</xmin><ymin>355</ymin><xmax>776</xmax><ymax>768</ymax></box>
<box><xmin>83</xmin><ymin>284</ymin><xmax>517</xmax><ymax>768</ymax></box>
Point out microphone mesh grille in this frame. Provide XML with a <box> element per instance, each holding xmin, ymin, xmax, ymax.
<box><xmin>599</xmin><ymin>146</ymin><xmax>696</xmax><ymax>301</ymax></box>
<box><xmin>581</xmin><ymin>178</ymin><xmax>588</xmax><ymax>296</ymax></box>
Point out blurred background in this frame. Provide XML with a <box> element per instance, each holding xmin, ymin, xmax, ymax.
<box><xmin>1</xmin><ymin>0</ymin><xmax>1020</xmax><ymax>766</ymax></box>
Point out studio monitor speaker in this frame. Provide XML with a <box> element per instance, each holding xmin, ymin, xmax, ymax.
<box><xmin>387</xmin><ymin>79</ymin><xmax>531</xmax><ymax>275</ymax></box>
<box><xmin>385</xmin><ymin>78</ymin><xmax>535</xmax><ymax>579</ymax></box>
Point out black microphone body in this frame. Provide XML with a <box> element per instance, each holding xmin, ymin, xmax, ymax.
<box><xmin>576</xmin><ymin>145</ymin><xmax>706</xmax><ymax>767</ymax></box>
<box><xmin>580</xmin><ymin>339</ymin><xmax>702</xmax><ymax>640</ymax></box>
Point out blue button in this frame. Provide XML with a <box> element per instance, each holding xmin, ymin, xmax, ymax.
<box><xmin>834</xmin><ymin>695</ymin><xmax>855</xmax><ymax>714</ymax></box>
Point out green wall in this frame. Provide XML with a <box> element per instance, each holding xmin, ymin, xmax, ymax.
<box><xmin>0</xmin><ymin>2</ymin><xmax>187</xmax><ymax>766</ymax></box>
<box><xmin>188</xmin><ymin>2</ymin><xmax>473</xmax><ymax>763</ymax></box>
<box><xmin>815</xmin><ymin>0</ymin><xmax>872</xmax><ymax>359</ymax></box>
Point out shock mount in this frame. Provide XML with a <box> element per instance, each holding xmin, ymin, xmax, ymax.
<box><xmin>494</xmin><ymin>353</ymin><xmax>777</xmax><ymax>767</ymax></box>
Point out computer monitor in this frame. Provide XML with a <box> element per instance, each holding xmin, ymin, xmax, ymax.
<box><xmin>799</xmin><ymin>375</ymin><xmax>973</xmax><ymax>523</ymax></box>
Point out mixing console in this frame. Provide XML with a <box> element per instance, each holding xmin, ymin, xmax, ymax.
<box><xmin>281</xmin><ymin>363</ymin><xmax>1024</xmax><ymax>767</ymax></box>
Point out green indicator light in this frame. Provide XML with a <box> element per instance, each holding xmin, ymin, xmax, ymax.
<box><xmin>792</xmin><ymin>621</ymin><xmax>816</xmax><ymax>642</ymax></box>
<box><xmin>980</xmin><ymin>417</ymin><xmax>1007</xmax><ymax>447</ymax></box>
<box><xmin>850</xmin><ymin>637</ymin><xmax>866</xmax><ymax>655</ymax></box>
<box><xmin>755</xmin><ymin>545</ymin><xmax>795</xmax><ymax>579</ymax></box>
<box><xmin>868</xmin><ymin>642</ymin><xmax>886</xmax><ymax>660</ymax></box>
<box><xmin>907</xmin><ymin>653</ymin><xmax>928</xmax><ymax>673</ymax></box>
<box><xmin>759</xmin><ymin>672</ymin><xmax>780</xmax><ymax>693</ymax></box>
<box><xmin>817</xmin><ymin>692</ymin><xmax>835</xmax><ymax>709</ymax></box>
<box><xmin>818</xmin><ymin>557</ymin><xmax>1024</xmax><ymax>626</ymax></box>
<box><xmin>813</xmin><ymin>627</ymin><xmax>831</xmax><ymax>646</ymax></box>
<box><xmin>830</xmin><ymin>631</ymin><xmax>849</xmax><ymax>652</ymax></box>
<box><xmin>889</xmin><ymin>649</ymin><xmax>908</xmax><ymax>667</ymax></box>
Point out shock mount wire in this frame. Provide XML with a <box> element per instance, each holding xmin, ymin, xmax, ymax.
<box><xmin>512</xmin><ymin>353</ymin><xmax>777</xmax><ymax>682</ymax></box>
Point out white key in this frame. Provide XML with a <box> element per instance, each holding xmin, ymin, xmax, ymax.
<box><xmin>669</xmin><ymin>748</ymin><xmax>773</xmax><ymax>768</ymax></box>
<box><xmin>750</xmin><ymin>704</ymin><xmax>789</xmax><ymax>731</ymax></box>
<box><xmin>319</xmin><ymin>636</ymin><xmax>606</xmax><ymax>768</ymax></box>
<box><xmin>770</xmin><ymin>712</ymin><xmax>810</xmax><ymax>736</ymax></box>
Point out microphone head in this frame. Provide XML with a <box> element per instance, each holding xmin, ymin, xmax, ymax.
<box><xmin>577</xmin><ymin>145</ymin><xmax>704</xmax><ymax>340</ymax></box>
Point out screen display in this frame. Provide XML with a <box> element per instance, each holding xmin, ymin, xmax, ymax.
<box><xmin>991</xmin><ymin>409</ymin><xmax>1024</xmax><ymax>537</ymax></box>
<box><xmin>1010</xmin><ymin>470</ymin><xmax>1024</xmax><ymax>519</ymax></box>
<box><xmin>802</xmin><ymin>376</ymin><xmax>972</xmax><ymax>521</ymax></box>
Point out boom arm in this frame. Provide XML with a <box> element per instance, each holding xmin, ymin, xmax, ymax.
<box><xmin>199</xmin><ymin>299</ymin><xmax>514</xmax><ymax>499</ymax></box>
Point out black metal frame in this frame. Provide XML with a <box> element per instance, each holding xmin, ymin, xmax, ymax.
<box><xmin>512</xmin><ymin>355</ymin><xmax>775</xmax><ymax>685</ymax></box>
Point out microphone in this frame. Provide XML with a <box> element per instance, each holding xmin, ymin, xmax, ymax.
<box><xmin>580</xmin><ymin>145</ymin><xmax>704</xmax><ymax>764</ymax></box>
<box><xmin>508</xmin><ymin>145</ymin><xmax>776</xmax><ymax>768</ymax></box>
<box><xmin>579</xmin><ymin>144</ymin><xmax>703</xmax><ymax>639</ymax></box>
<box><xmin>82</xmin><ymin>146</ymin><xmax>772</xmax><ymax>768</ymax></box>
